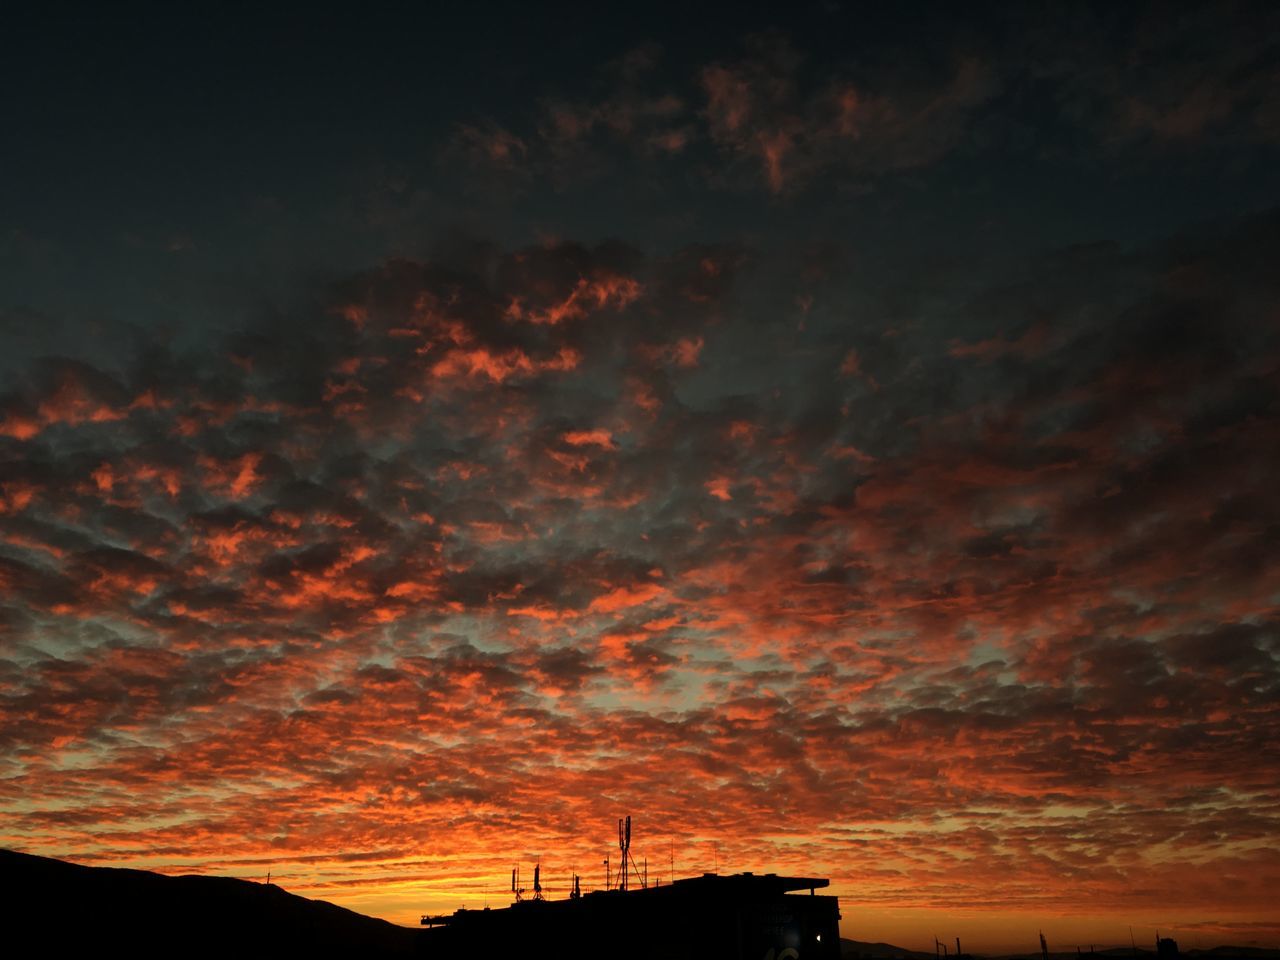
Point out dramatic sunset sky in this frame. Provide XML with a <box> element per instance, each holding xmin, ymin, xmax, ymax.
<box><xmin>3</xmin><ymin>2</ymin><xmax>1279</xmax><ymax>952</ymax></box>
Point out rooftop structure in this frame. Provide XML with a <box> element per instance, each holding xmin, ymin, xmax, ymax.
<box><xmin>420</xmin><ymin>868</ymin><xmax>840</xmax><ymax>959</ymax></box>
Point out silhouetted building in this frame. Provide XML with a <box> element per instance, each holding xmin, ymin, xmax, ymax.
<box><xmin>1156</xmin><ymin>936</ymin><xmax>1179</xmax><ymax>959</ymax></box>
<box><xmin>420</xmin><ymin>871</ymin><xmax>841</xmax><ymax>959</ymax></box>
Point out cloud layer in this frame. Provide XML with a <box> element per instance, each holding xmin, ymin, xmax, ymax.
<box><xmin>2</xmin><ymin>208</ymin><xmax>1278</xmax><ymax>943</ymax></box>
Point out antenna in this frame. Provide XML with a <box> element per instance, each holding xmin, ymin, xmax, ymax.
<box><xmin>603</xmin><ymin>816</ymin><xmax>644</xmax><ymax>892</ymax></box>
<box><xmin>617</xmin><ymin>816</ymin><xmax>632</xmax><ymax>892</ymax></box>
<box><xmin>1041</xmin><ymin>931</ymin><xmax>1050</xmax><ymax>960</ymax></box>
<box><xmin>623</xmin><ymin>817</ymin><xmax>644</xmax><ymax>890</ymax></box>
<box><xmin>533</xmin><ymin>863</ymin><xmax>543</xmax><ymax>901</ymax></box>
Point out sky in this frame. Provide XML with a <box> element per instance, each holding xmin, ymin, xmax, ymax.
<box><xmin>2</xmin><ymin>1</ymin><xmax>1279</xmax><ymax>952</ymax></box>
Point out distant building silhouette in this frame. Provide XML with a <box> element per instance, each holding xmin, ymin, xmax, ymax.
<box><xmin>420</xmin><ymin>870</ymin><xmax>841</xmax><ymax>959</ymax></box>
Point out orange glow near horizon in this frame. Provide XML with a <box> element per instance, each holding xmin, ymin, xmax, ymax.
<box><xmin>59</xmin><ymin>837</ymin><xmax>1279</xmax><ymax>953</ymax></box>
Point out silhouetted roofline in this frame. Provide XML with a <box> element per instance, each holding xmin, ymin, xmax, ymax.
<box><xmin>424</xmin><ymin>870</ymin><xmax>835</xmax><ymax>925</ymax></box>
<box><xmin>663</xmin><ymin>871</ymin><xmax>830</xmax><ymax>895</ymax></box>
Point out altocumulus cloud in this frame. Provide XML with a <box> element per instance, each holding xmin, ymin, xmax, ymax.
<box><xmin>2</xmin><ymin>208</ymin><xmax>1279</xmax><ymax>925</ymax></box>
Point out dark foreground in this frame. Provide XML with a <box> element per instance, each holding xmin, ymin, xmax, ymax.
<box><xmin>5</xmin><ymin>850</ymin><xmax>1276</xmax><ymax>960</ymax></box>
<box><xmin>3</xmin><ymin>848</ymin><xmax>418</xmax><ymax>958</ymax></box>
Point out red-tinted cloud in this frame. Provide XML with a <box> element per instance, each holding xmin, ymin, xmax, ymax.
<box><xmin>2</xmin><ymin>214</ymin><xmax>1278</xmax><ymax>951</ymax></box>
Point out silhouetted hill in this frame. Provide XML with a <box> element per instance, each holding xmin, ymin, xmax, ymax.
<box><xmin>2</xmin><ymin>849</ymin><xmax>418</xmax><ymax>958</ymax></box>
<box><xmin>842</xmin><ymin>938</ymin><xmax>937</xmax><ymax>959</ymax></box>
